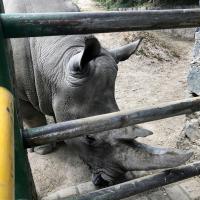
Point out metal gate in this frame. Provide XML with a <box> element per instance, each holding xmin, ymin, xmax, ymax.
<box><xmin>1</xmin><ymin>1</ymin><xmax>200</xmax><ymax>199</ymax></box>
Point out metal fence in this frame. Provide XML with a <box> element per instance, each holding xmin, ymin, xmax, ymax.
<box><xmin>1</xmin><ymin>2</ymin><xmax>200</xmax><ymax>199</ymax></box>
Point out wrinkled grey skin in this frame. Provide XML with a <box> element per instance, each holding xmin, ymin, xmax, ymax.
<box><xmin>4</xmin><ymin>0</ymin><xmax>192</xmax><ymax>186</ymax></box>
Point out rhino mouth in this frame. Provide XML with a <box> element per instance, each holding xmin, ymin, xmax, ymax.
<box><xmin>92</xmin><ymin>168</ymin><xmax>126</xmax><ymax>187</ymax></box>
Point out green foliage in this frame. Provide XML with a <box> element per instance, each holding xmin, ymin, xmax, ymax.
<box><xmin>95</xmin><ymin>0</ymin><xmax>145</xmax><ymax>9</ymax></box>
<box><xmin>95</xmin><ymin>0</ymin><xmax>199</xmax><ymax>9</ymax></box>
<box><xmin>151</xmin><ymin>0</ymin><xmax>198</xmax><ymax>6</ymax></box>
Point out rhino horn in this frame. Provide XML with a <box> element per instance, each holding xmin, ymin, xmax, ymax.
<box><xmin>115</xmin><ymin>125</ymin><xmax>153</xmax><ymax>140</ymax></box>
<box><xmin>117</xmin><ymin>140</ymin><xmax>193</xmax><ymax>171</ymax></box>
<box><xmin>110</xmin><ymin>38</ymin><xmax>143</xmax><ymax>63</ymax></box>
<box><xmin>102</xmin><ymin>126</ymin><xmax>153</xmax><ymax>143</ymax></box>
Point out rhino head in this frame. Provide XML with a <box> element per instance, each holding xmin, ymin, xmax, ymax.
<box><xmin>53</xmin><ymin>36</ymin><xmax>141</xmax><ymax>121</ymax></box>
<box><xmin>66</xmin><ymin>125</ymin><xmax>192</xmax><ymax>186</ymax></box>
<box><xmin>53</xmin><ymin>36</ymin><xmax>192</xmax><ymax>186</ymax></box>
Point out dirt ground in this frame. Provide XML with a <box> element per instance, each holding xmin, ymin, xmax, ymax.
<box><xmin>28</xmin><ymin>0</ymin><xmax>195</xmax><ymax>198</ymax></box>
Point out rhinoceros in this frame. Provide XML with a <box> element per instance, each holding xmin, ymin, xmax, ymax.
<box><xmin>3</xmin><ymin>0</ymin><xmax>192</xmax><ymax>186</ymax></box>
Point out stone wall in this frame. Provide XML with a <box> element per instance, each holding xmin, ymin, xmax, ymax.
<box><xmin>184</xmin><ymin>31</ymin><xmax>200</xmax><ymax>141</ymax></box>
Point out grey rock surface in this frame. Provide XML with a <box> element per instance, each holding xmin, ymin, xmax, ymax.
<box><xmin>185</xmin><ymin>119</ymin><xmax>200</xmax><ymax>141</ymax></box>
<box><xmin>187</xmin><ymin>32</ymin><xmax>200</xmax><ymax>95</ymax></box>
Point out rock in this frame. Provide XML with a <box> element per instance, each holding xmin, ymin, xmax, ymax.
<box><xmin>165</xmin><ymin>185</ymin><xmax>190</xmax><ymax>200</ymax></box>
<box><xmin>186</xmin><ymin>111</ymin><xmax>200</xmax><ymax>121</ymax></box>
<box><xmin>185</xmin><ymin>119</ymin><xmax>200</xmax><ymax>141</ymax></box>
<box><xmin>42</xmin><ymin>181</ymin><xmax>96</xmax><ymax>200</ymax></box>
<box><xmin>179</xmin><ymin>179</ymin><xmax>200</xmax><ymax>200</ymax></box>
<box><xmin>187</xmin><ymin>32</ymin><xmax>200</xmax><ymax>95</ymax></box>
<box><xmin>187</xmin><ymin>65</ymin><xmax>200</xmax><ymax>95</ymax></box>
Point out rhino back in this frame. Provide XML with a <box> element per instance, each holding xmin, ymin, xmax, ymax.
<box><xmin>3</xmin><ymin>0</ymin><xmax>39</xmax><ymax>108</ymax></box>
<box><xmin>3</xmin><ymin>0</ymin><xmax>81</xmax><ymax>115</ymax></box>
<box><xmin>3</xmin><ymin>0</ymin><xmax>80</xmax><ymax>13</ymax></box>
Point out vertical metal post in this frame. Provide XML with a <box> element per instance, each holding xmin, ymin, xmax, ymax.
<box><xmin>0</xmin><ymin>1</ymin><xmax>36</xmax><ymax>199</ymax></box>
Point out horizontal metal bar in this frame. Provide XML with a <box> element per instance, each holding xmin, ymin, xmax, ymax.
<box><xmin>1</xmin><ymin>9</ymin><xmax>200</xmax><ymax>38</ymax></box>
<box><xmin>24</xmin><ymin>97</ymin><xmax>200</xmax><ymax>148</ymax></box>
<box><xmin>62</xmin><ymin>161</ymin><xmax>200</xmax><ymax>200</ymax></box>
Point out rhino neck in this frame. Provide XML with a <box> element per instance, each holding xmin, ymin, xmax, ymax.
<box><xmin>30</xmin><ymin>35</ymin><xmax>85</xmax><ymax>115</ymax></box>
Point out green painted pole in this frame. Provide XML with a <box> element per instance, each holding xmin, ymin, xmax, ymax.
<box><xmin>24</xmin><ymin>97</ymin><xmax>200</xmax><ymax>147</ymax></box>
<box><xmin>1</xmin><ymin>9</ymin><xmax>200</xmax><ymax>38</ymax></box>
<box><xmin>0</xmin><ymin>1</ymin><xmax>36</xmax><ymax>199</ymax></box>
<box><xmin>63</xmin><ymin>161</ymin><xmax>200</xmax><ymax>200</ymax></box>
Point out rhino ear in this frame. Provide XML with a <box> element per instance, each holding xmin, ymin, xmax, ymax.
<box><xmin>110</xmin><ymin>38</ymin><xmax>143</xmax><ymax>64</ymax></box>
<box><xmin>81</xmin><ymin>36</ymin><xmax>101</xmax><ymax>67</ymax></box>
<box><xmin>71</xmin><ymin>36</ymin><xmax>101</xmax><ymax>73</ymax></box>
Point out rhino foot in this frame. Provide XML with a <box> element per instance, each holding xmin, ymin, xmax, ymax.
<box><xmin>34</xmin><ymin>143</ymin><xmax>56</xmax><ymax>155</ymax></box>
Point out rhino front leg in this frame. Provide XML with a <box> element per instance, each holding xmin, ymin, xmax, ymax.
<box><xmin>20</xmin><ymin>100</ymin><xmax>56</xmax><ymax>154</ymax></box>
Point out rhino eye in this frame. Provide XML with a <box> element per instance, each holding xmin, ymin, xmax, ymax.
<box><xmin>86</xmin><ymin>135</ymin><xmax>96</xmax><ymax>145</ymax></box>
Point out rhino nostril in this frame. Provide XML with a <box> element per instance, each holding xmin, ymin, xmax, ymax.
<box><xmin>92</xmin><ymin>173</ymin><xmax>110</xmax><ymax>187</ymax></box>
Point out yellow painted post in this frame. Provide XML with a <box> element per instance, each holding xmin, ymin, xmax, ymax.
<box><xmin>0</xmin><ymin>87</ymin><xmax>14</xmax><ymax>200</ymax></box>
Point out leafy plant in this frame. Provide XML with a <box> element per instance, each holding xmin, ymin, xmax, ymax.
<box><xmin>95</xmin><ymin>0</ymin><xmax>199</xmax><ymax>9</ymax></box>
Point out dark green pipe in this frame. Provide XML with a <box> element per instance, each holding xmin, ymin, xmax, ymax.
<box><xmin>0</xmin><ymin>1</ymin><xmax>36</xmax><ymax>199</ymax></box>
<box><xmin>0</xmin><ymin>18</ymin><xmax>12</xmax><ymax>90</ymax></box>
<box><xmin>64</xmin><ymin>161</ymin><xmax>200</xmax><ymax>200</ymax></box>
<box><xmin>1</xmin><ymin>9</ymin><xmax>200</xmax><ymax>38</ymax></box>
<box><xmin>24</xmin><ymin>97</ymin><xmax>200</xmax><ymax>148</ymax></box>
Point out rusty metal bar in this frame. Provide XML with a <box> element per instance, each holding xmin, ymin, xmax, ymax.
<box><xmin>1</xmin><ymin>9</ymin><xmax>200</xmax><ymax>38</ymax></box>
<box><xmin>58</xmin><ymin>161</ymin><xmax>200</xmax><ymax>200</ymax></box>
<box><xmin>24</xmin><ymin>97</ymin><xmax>200</xmax><ymax>147</ymax></box>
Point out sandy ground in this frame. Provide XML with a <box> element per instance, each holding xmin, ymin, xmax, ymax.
<box><xmin>28</xmin><ymin>0</ymin><xmax>195</xmax><ymax>198</ymax></box>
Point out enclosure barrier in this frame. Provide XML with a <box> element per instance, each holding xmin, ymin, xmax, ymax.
<box><xmin>1</xmin><ymin>4</ymin><xmax>200</xmax><ymax>200</ymax></box>
<box><xmin>1</xmin><ymin>9</ymin><xmax>200</xmax><ymax>38</ymax></box>
<box><xmin>0</xmin><ymin>2</ymin><xmax>36</xmax><ymax>199</ymax></box>
<box><xmin>24</xmin><ymin>97</ymin><xmax>200</xmax><ymax>147</ymax></box>
<box><xmin>0</xmin><ymin>80</ymin><xmax>14</xmax><ymax>199</ymax></box>
<box><xmin>44</xmin><ymin>161</ymin><xmax>200</xmax><ymax>200</ymax></box>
